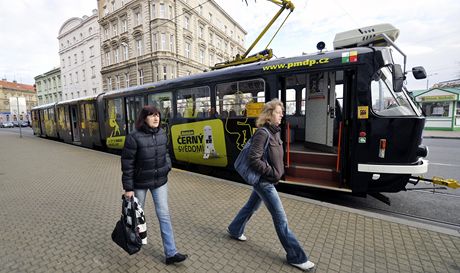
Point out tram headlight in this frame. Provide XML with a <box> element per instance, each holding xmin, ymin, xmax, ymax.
<box><xmin>417</xmin><ymin>145</ymin><xmax>428</xmax><ymax>158</ymax></box>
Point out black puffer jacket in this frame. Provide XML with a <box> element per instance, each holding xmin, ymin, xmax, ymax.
<box><xmin>121</xmin><ymin>125</ymin><xmax>172</xmax><ymax>191</ymax></box>
<box><xmin>248</xmin><ymin>124</ymin><xmax>284</xmax><ymax>183</ymax></box>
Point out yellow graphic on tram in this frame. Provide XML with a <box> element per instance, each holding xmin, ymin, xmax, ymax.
<box><xmin>171</xmin><ymin>120</ymin><xmax>227</xmax><ymax>167</ymax></box>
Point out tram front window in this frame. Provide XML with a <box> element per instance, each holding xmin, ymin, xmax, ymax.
<box><xmin>371</xmin><ymin>67</ymin><xmax>419</xmax><ymax>116</ymax></box>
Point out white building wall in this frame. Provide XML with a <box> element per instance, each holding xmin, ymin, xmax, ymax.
<box><xmin>58</xmin><ymin>9</ymin><xmax>102</xmax><ymax>100</ymax></box>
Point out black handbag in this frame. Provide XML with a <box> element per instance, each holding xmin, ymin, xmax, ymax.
<box><xmin>111</xmin><ymin>196</ymin><xmax>143</xmax><ymax>255</ymax></box>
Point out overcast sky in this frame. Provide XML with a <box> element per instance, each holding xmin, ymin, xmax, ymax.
<box><xmin>1</xmin><ymin>0</ymin><xmax>459</xmax><ymax>90</ymax></box>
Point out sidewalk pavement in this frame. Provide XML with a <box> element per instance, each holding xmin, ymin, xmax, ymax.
<box><xmin>423</xmin><ymin>130</ymin><xmax>460</xmax><ymax>139</ymax></box>
<box><xmin>1</xmin><ymin>130</ymin><xmax>460</xmax><ymax>273</ymax></box>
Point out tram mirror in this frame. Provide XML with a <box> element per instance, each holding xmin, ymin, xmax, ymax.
<box><xmin>392</xmin><ymin>64</ymin><xmax>404</xmax><ymax>92</ymax></box>
<box><xmin>412</xmin><ymin>66</ymin><xmax>427</xmax><ymax>79</ymax></box>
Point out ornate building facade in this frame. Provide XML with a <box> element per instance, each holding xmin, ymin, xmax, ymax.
<box><xmin>0</xmin><ymin>79</ymin><xmax>37</xmax><ymax>122</ymax></box>
<box><xmin>58</xmin><ymin>9</ymin><xmax>103</xmax><ymax>100</ymax></box>
<box><xmin>97</xmin><ymin>0</ymin><xmax>246</xmax><ymax>91</ymax></box>
<box><xmin>34</xmin><ymin>68</ymin><xmax>61</xmax><ymax>105</ymax></box>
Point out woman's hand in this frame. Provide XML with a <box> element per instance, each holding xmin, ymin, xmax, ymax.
<box><xmin>124</xmin><ymin>191</ymin><xmax>134</xmax><ymax>199</ymax></box>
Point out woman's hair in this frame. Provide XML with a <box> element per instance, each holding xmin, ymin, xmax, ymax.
<box><xmin>256</xmin><ymin>99</ymin><xmax>284</xmax><ymax>127</ymax></box>
<box><xmin>135</xmin><ymin>105</ymin><xmax>161</xmax><ymax>129</ymax></box>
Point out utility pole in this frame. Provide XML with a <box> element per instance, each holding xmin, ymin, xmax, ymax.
<box><xmin>426</xmin><ymin>73</ymin><xmax>438</xmax><ymax>90</ymax></box>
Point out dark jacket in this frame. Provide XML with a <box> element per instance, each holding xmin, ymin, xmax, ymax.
<box><xmin>248</xmin><ymin>124</ymin><xmax>284</xmax><ymax>183</ymax></box>
<box><xmin>121</xmin><ymin>125</ymin><xmax>172</xmax><ymax>191</ymax></box>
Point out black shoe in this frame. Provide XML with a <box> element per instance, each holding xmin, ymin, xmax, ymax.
<box><xmin>165</xmin><ymin>253</ymin><xmax>188</xmax><ymax>265</ymax></box>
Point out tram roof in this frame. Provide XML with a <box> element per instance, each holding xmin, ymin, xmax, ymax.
<box><xmin>31</xmin><ymin>102</ymin><xmax>57</xmax><ymax>110</ymax></box>
<box><xmin>103</xmin><ymin>46</ymin><xmax>378</xmax><ymax>99</ymax></box>
<box><xmin>56</xmin><ymin>94</ymin><xmax>103</xmax><ymax>106</ymax></box>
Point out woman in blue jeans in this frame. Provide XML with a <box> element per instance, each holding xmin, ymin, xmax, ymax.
<box><xmin>121</xmin><ymin>105</ymin><xmax>187</xmax><ymax>265</ymax></box>
<box><xmin>227</xmin><ymin>99</ymin><xmax>314</xmax><ymax>271</ymax></box>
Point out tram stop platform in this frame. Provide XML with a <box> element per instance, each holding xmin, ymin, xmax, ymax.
<box><xmin>1</xmin><ymin>129</ymin><xmax>459</xmax><ymax>273</ymax></box>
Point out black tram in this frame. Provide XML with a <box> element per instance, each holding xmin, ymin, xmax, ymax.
<box><xmin>32</xmin><ymin>24</ymin><xmax>430</xmax><ymax>199</ymax></box>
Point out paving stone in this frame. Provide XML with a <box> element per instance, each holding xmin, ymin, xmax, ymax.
<box><xmin>0</xmin><ymin>131</ymin><xmax>459</xmax><ymax>273</ymax></box>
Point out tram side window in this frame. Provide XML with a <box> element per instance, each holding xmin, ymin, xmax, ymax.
<box><xmin>85</xmin><ymin>103</ymin><xmax>97</xmax><ymax>121</ymax></box>
<box><xmin>49</xmin><ymin>108</ymin><xmax>55</xmax><ymax>121</ymax></box>
<box><xmin>58</xmin><ymin>107</ymin><xmax>65</xmax><ymax>123</ymax></box>
<box><xmin>371</xmin><ymin>67</ymin><xmax>417</xmax><ymax>116</ymax></box>
<box><xmin>148</xmin><ymin>92</ymin><xmax>172</xmax><ymax>120</ymax></box>
<box><xmin>176</xmin><ymin>86</ymin><xmax>210</xmax><ymax>118</ymax></box>
<box><xmin>80</xmin><ymin>104</ymin><xmax>86</xmax><ymax>121</ymax></box>
<box><xmin>107</xmin><ymin>98</ymin><xmax>126</xmax><ymax>136</ymax></box>
<box><xmin>216</xmin><ymin>79</ymin><xmax>265</xmax><ymax>117</ymax></box>
<box><xmin>278</xmin><ymin>89</ymin><xmax>297</xmax><ymax>115</ymax></box>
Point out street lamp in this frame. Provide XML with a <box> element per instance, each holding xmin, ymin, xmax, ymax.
<box><xmin>426</xmin><ymin>73</ymin><xmax>438</xmax><ymax>90</ymax></box>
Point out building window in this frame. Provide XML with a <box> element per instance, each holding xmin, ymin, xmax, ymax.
<box><xmin>75</xmin><ymin>72</ymin><xmax>79</xmax><ymax>83</ymax></box>
<box><xmin>62</xmin><ymin>58</ymin><xmax>65</xmax><ymax>68</ymax></box>
<box><xmin>74</xmin><ymin>53</ymin><xmax>77</xmax><ymax>64</ymax></box>
<box><xmin>161</xmin><ymin>33</ymin><xmax>166</xmax><ymax>50</ymax></box>
<box><xmin>184</xmin><ymin>42</ymin><xmax>191</xmax><ymax>58</ymax></box>
<box><xmin>104</xmin><ymin>27</ymin><xmax>109</xmax><ymax>39</ymax></box>
<box><xmin>91</xmin><ymin>66</ymin><xmax>95</xmax><ymax>78</ymax></box>
<box><xmin>169</xmin><ymin>5</ymin><xmax>173</xmax><ymax>19</ymax></box>
<box><xmin>116</xmin><ymin>75</ymin><xmax>120</xmax><ymax>89</ymax></box>
<box><xmin>122</xmin><ymin>43</ymin><xmax>129</xmax><ymax>60</ymax></box>
<box><xmin>138</xmin><ymin>69</ymin><xmax>144</xmax><ymax>85</ymax></box>
<box><xmin>135</xmin><ymin>11</ymin><xmax>141</xmax><ymax>26</ymax></box>
<box><xmin>163</xmin><ymin>66</ymin><xmax>167</xmax><ymax>80</ymax></box>
<box><xmin>107</xmin><ymin>77</ymin><xmax>112</xmax><ymax>90</ymax></box>
<box><xmin>122</xmin><ymin>19</ymin><xmax>127</xmax><ymax>32</ymax></box>
<box><xmin>113</xmin><ymin>24</ymin><xmax>118</xmax><ymax>36</ymax></box>
<box><xmin>153</xmin><ymin>33</ymin><xmax>158</xmax><ymax>51</ymax></box>
<box><xmin>69</xmin><ymin>73</ymin><xmax>73</xmax><ymax>84</ymax></box>
<box><xmin>184</xmin><ymin>16</ymin><xmax>189</xmax><ymax>30</ymax></box>
<box><xmin>89</xmin><ymin>27</ymin><xmax>93</xmax><ymax>35</ymax></box>
<box><xmin>152</xmin><ymin>3</ymin><xmax>156</xmax><ymax>18</ymax></box>
<box><xmin>90</xmin><ymin>46</ymin><xmax>94</xmax><ymax>57</ymax></box>
<box><xmin>159</xmin><ymin>3</ymin><xmax>165</xmax><ymax>18</ymax></box>
<box><xmin>136</xmin><ymin>39</ymin><xmax>143</xmax><ymax>56</ymax></box>
<box><xmin>82</xmin><ymin>69</ymin><xmax>86</xmax><ymax>81</ymax></box>
<box><xmin>198</xmin><ymin>26</ymin><xmax>204</xmax><ymax>39</ymax></box>
<box><xmin>209</xmin><ymin>32</ymin><xmax>214</xmax><ymax>45</ymax></box>
<box><xmin>114</xmin><ymin>48</ymin><xmax>119</xmax><ymax>63</ymax></box>
<box><xmin>209</xmin><ymin>53</ymin><xmax>214</xmax><ymax>66</ymax></box>
<box><xmin>169</xmin><ymin>34</ymin><xmax>174</xmax><ymax>52</ymax></box>
<box><xmin>105</xmin><ymin>52</ymin><xmax>111</xmax><ymax>65</ymax></box>
<box><xmin>199</xmin><ymin>49</ymin><xmax>204</xmax><ymax>64</ymax></box>
<box><xmin>125</xmin><ymin>73</ymin><xmax>130</xmax><ymax>88</ymax></box>
<box><xmin>68</xmin><ymin>56</ymin><xmax>71</xmax><ymax>66</ymax></box>
<box><xmin>92</xmin><ymin>88</ymin><xmax>97</xmax><ymax>94</ymax></box>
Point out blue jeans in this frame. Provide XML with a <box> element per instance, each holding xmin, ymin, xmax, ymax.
<box><xmin>135</xmin><ymin>183</ymin><xmax>177</xmax><ymax>258</ymax></box>
<box><xmin>227</xmin><ymin>181</ymin><xmax>308</xmax><ymax>264</ymax></box>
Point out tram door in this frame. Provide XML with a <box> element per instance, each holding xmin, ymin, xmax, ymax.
<box><xmin>70</xmin><ymin>105</ymin><xmax>80</xmax><ymax>142</ymax></box>
<box><xmin>305</xmin><ymin>72</ymin><xmax>335</xmax><ymax>148</ymax></box>
<box><xmin>126</xmin><ymin>96</ymin><xmax>144</xmax><ymax>133</ymax></box>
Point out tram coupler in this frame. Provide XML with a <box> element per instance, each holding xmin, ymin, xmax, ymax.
<box><xmin>409</xmin><ymin>176</ymin><xmax>460</xmax><ymax>189</ymax></box>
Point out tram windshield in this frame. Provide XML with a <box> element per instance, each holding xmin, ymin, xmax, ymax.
<box><xmin>370</xmin><ymin>66</ymin><xmax>421</xmax><ymax>116</ymax></box>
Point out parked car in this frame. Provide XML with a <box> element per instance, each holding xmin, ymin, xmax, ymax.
<box><xmin>0</xmin><ymin>121</ymin><xmax>14</xmax><ymax>128</ymax></box>
<box><xmin>20</xmin><ymin>121</ymin><xmax>30</xmax><ymax>127</ymax></box>
<box><xmin>12</xmin><ymin>121</ymin><xmax>19</xmax><ymax>127</ymax></box>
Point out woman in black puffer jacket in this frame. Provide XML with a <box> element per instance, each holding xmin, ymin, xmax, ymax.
<box><xmin>121</xmin><ymin>105</ymin><xmax>187</xmax><ymax>265</ymax></box>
